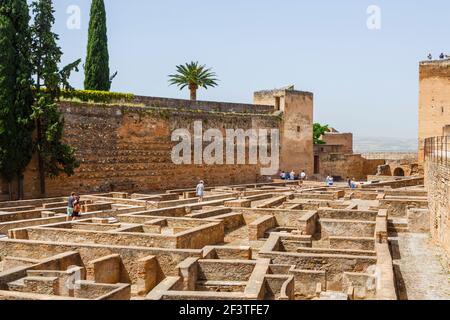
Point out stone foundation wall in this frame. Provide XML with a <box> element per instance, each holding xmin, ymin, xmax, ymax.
<box><xmin>425</xmin><ymin>159</ymin><xmax>450</xmax><ymax>261</ymax></box>
<box><xmin>362</xmin><ymin>177</ymin><xmax>424</xmax><ymax>189</ymax></box>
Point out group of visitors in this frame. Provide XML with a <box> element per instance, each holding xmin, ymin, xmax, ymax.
<box><xmin>67</xmin><ymin>174</ymin><xmax>358</xmax><ymax>216</ymax></box>
<box><xmin>325</xmin><ymin>175</ymin><xmax>358</xmax><ymax>188</ymax></box>
<box><xmin>67</xmin><ymin>192</ymin><xmax>81</xmax><ymax>221</ymax></box>
<box><xmin>428</xmin><ymin>53</ymin><xmax>449</xmax><ymax>60</ymax></box>
<box><xmin>279</xmin><ymin>170</ymin><xmax>307</xmax><ymax>181</ymax></box>
<box><xmin>346</xmin><ymin>177</ymin><xmax>358</xmax><ymax>189</ymax></box>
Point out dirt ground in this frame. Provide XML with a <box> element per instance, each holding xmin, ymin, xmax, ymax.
<box><xmin>391</xmin><ymin>233</ymin><xmax>450</xmax><ymax>300</ymax></box>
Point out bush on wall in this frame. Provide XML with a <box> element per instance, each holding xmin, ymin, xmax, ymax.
<box><xmin>60</xmin><ymin>89</ymin><xmax>134</xmax><ymax>103</ymax></box>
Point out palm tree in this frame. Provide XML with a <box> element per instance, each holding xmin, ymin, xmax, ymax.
<box><xmin>169</xmin><ymin>62</ymin><xmax>218</xmax><ymax>101</ymax></box>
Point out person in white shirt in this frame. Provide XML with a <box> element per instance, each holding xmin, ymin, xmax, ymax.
<box><xmin>196</xmin><ymin>180</ymin><xmax>205</xmax><ymax>203</ymax></box>
<box><xmin>300</xmin><ymin>170</ymin><xmax>307</xmax><ymax>181</ymax></box>
<box><xmin>326</xmin><ymin>175</ymin><xmax>334</xmax><ymax>187</ymax></box>
<box><xmin>290</xmin><ymin>170</ymin><xmax>296</xmax><ymax>180</ymax></box>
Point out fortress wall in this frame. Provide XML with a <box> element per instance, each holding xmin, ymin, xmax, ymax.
<box><xmin>133</xmin><ymin>96</ymin><xmax>274</xmax><ymax>114</ymax></box>
<box><xmin>254</xmin><ymin>89</ymin><xmax>314</xmax><ymax>175</ymax></box>
<box><xmin>1</xmin><ymin>101</ymin><xmax>281</xmax><ymax>199</ymax></box>
<box><xmin>322</xmin><ymin>133</ymin><xmax>353</xmax><ymax>154</ymax></box>
<box><xmin>419</xmin><ymin>59</ymin><xmax>450</xmax><ymax>164</ymax></box>
<box><xmin>361</xmin><ymin>152</ymin><xmax>418</xmax><ymax>162</ymax></box>
<box><xmin>425</xmin><ymin>159</ymin><xmax>450</xmax><ymax>262</ymax></box>
<box><xmin>45</xmin><ymin>102</ymin><xmax>280</xmax><ymax>198</ymax></box>
<box><xmin>1</xmin><ymin>90</ymin><xmax>315</xmax><ymax>200</ymax></box>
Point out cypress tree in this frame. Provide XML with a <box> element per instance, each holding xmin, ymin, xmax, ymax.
<box><xmin>31</xmin><ymin>0</ymin><xmax>61</xmax><ymax>93</ymax></box>
<box><xmin>0</xmin><ymin>0</ymin><xmax>35</xmax><ymax>199</ymax></box>
<box><xmin>30</xmin><ymin>0</ymin><xmax>80</xmax><ymax>195</ymax></box>
<box><xmin>84</xmin><ymin>0</ymin><xmax>111</xmax><ymax>91</ymax></box>
<box><xmin>0</xmin><ymin>14</ymin><xmax>18</xmax><ymax>187</ymax></box>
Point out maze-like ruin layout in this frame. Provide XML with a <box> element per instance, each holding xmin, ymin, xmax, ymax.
<box><xmin>0</xmin><ymin>177</ymin><xmax>427</xmax><ymax>300</ymax></box>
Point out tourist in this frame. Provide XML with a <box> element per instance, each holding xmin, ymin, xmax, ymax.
<box><xmin>280</xmin><ymin>171</ymin><xmax>286</xmax><ymax>180</ymax></box>
<box><xmin>196</xmin><ymin>180</ymin><xmax>205</xmax><ymax>203</ymax></box>
<box><xmin>351</xmin><ymin>178</ymin><xmax>358</xmax><ymax>189</ymax></box>
<box><xmin>346</xmin><ymin>177</ymin><xmax>352</xmax><ymax>188</ymax></box>
<box><xmin>67</xmin><ymin>192</ymin><xmax>76</xmax><ymax>221</ymax></box>
<box><xmin>300</xmin><ymin>170</ymin><xmax>307</xmax><ymax>181</ymax></box>
<box><xmin>428</xmin><ymin>53</ymin><xmax>433</xmax><ymax>60</ymax></box>
<box><xmin>326</xmin><ymin>175</ymin><xmax>334</xmax><ymax>187</ymax></box>
<box><xmin>290</xmin><ymin>170</ymin><xmax>296</xmax><ymax>180</ymax></box>
<box><xmin>72</xmin><ymin>196</ymin><xmax>81</xmax><ymax>221</ymax></box>
<box><xmin>440</xmin><ymin>53</ymin><xmax>445</xmax><ymax>59</ymax></box>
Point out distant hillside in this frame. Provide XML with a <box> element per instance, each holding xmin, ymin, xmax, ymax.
<box><xmin>354</xmin><ymin>136</ymin><xmax>418</xmax><ymax>153</ymax></box>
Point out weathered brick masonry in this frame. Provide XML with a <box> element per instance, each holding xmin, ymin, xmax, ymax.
<box><xmin>0</xmin><ymin>88</ymin><xmax>318</xmax><ymax>199</ymax></box>
<box><xmin>425</xmin><ymin>159</ymin><xmax>450</xmax><ymax>261</ymax></box>
<box><xmin>419</xmin><ymin>59</ymin><xmax>450</xmax><ymax>164</ymax></box>
<box><xmin>11</xmin><ymin>101</ymin><xmax>280</xmax><ymax>198</ymax></box>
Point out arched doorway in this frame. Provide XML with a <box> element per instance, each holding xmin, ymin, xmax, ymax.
<box><xmin>393</xmin><ymin>168</ymin><xmax>405</xmax><ymax>177</ymax></box>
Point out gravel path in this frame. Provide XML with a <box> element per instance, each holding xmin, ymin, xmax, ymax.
<box><xmin>391</xmin><ymin>233</ymin><xmax>450</xmax><ymax>300</ymax></box>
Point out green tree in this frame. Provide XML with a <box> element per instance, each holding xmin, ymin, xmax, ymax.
<box><xmin>0</xmin><ymin>0</ymin><xmax>35</xmax><ymax>199</ymax></box>
<box><xmin>313</xmin><ymin>123</ymin><xmax>329</xmax><ymax>145</ymax></box>
<box><xmin>30</xmin><ymin>0</ymin><xmax>80</xmax><ymax>195</ymax></box>
<box><xmin>84</xmin><ymin>0</ymin><xmax>115</xmax><ymax>91</ymax></box>
<box><xmin>169</xmin><ymin>62</ymin><xmax>218</xmax><ymax>101</ymax></box>
<box><xmin>0</xmin><ymin>14</ymin><xmax>18</xmax><ymax>198</ymax></box>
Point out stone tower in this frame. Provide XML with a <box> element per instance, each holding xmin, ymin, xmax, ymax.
<box><xmin>254</xmin><ymin>86</ymin><xmax>314</xmax><ymax>175</ymax></box>
<box><xmin>419</xmin><ymin>59</ymin><xmax>450</xmax><ymax>164</ymax></box>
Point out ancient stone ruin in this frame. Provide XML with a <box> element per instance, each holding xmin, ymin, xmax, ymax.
<box><xmin>0</xmin><ymin>59</ymin><xmax>448</xmax><ymax>301</ymax></box>
<box><xmin>0</xmin><ymin>177</ymin><xmax>438</xmax><ymax>300</ymax></box>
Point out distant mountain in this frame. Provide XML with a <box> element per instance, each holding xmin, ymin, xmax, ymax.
<box><xmin>353</xmin><ymin>136</ymin><xmax>418</xmax><ymax>153</ymax></box>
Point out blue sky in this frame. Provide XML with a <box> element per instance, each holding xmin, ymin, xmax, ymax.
<box><xmin>50</xmin><ymin>0</ymin><xmax>450</xmax><ymax>139</ymax></box>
